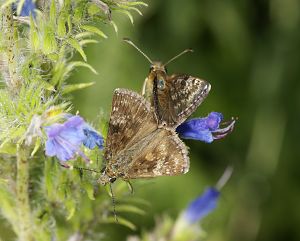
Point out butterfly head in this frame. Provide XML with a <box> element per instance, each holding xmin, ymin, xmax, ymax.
<box><xmin>142</xmin><ymin>61</ymin><xmax>168</xmax><ymax>100</ymax></box>
<box><xmin>123</xmin><ymin>38</ymin><xmax>195</xmax><ymax>100</ymax></box>
<box><xmin>98</xmin><ymin>168</ymin><xmax>117</xmax><ymax>186</ymax></box>
<box><xmin>150</xmin><ymin>61</ymin><xmax>168</xmax><ymax>88</ymax></box>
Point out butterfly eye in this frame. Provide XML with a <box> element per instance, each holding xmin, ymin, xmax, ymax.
<box><xmin>109</xmin><ymin>177</ymin><xmax>116</xmax><ymax>183</ymax></box>
<box><xmin>157</xmin><ymin>79</ymin><xmax>165</xmax><ymax>90</ymax></box>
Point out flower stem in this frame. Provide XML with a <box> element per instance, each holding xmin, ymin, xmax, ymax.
<box><xmin>1</xmin><ymin>6</ymin><xmax>21</xmax><ymax>95</ymax></box>
<box><xmin>16</xmin><ymin>144</ymin><xmax>34</xmax><ymax>241</ymax></box>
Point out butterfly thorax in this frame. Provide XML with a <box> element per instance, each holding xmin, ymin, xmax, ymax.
<box><xmin>142</xmin><ymin>61</ymin><xmax>167</xmax><ymax>103</ymax></box>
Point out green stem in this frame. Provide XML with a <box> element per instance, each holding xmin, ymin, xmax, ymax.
<box><xmin>16</xmin><ymin>144</ymin><xmax>34</xmax><ymax>241</ymax></box>
<box><xmin>1</xmin><ymin>6</ymin><xmax>21</xmax><ymax>94</ymax></box>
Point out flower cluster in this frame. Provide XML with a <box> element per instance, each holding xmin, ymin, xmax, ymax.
<box><xmin>45</xmin><ymin>115</ymin><xmax>103</xmax><ymax>162</ymax></box>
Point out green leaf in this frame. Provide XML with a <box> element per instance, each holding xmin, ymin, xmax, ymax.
<box><xmin>43</xmin><ymin>26</ymin><xmax>57</xmax><ymax>55</ymax></box>
<box><xmin>65</xmin><ymin>198</ymin><xmax>76</xmax><ymax>220</ymax></box>
<box><xmin>57</xmin><ymin>12</ymin><xmax>67</xmax><ymax>37</ymax></box>
<box><xmin>81</xmin><ymin>25</ymin><xmax>108</xmax><ymax>39</ymax></box>
<box><xmin>125</xmin><ymin>1</ymin><xmax>148</xmax><ymax>7</ymax></box>
<box><xmin>110</xmin><ymin>21</ymin><xmax>118</xmax><ymax>33</ymax></box>
<box><xmin>75</xmin><ymin>31</ymin><xmax>94</xmax><ymax>40</ymax></box>
<box><xmin>62</xmin><ymin>82</ymin><xmax>95</xmax><ymax>94</ymax></box>
<box><xmin>41</xmin><ymin>80</ymin><xmax>56</xmax><ymax>92</ymax></box>
<box><xmin>66</xmin><ymin>38</ymin><xmax>87</xmax><ymax>61</ymax></box>
<box><xmin>66</xmin><ymin>61</ymin><xmax>98</xmax><ymax>75</ymax></box>
<box><xmin>0</xmin><ymin>186</ymin><xmax>17</xmax><ymax>228</ymax></box>
<box><xmin>123</xmin><ymin>197</ymin><xmax>151</xmax><ymax>207</ymax></box>
<box><xmin>116</xmin><ymin>10</ymin><xmax>134</xmax><ymax>24</ymax></box>
<box><xmin>79</xmin><ymin>39</ymin><xmax>99</xmax><ymax>46</ymax></box>
<box><xmin>82</xmin><ymin>181</ymin><xmax>95</xmax><ymax>200</ymax></box>
<box><xmin>0</xmin><ymin>142</ymin><xmax>16</xmax><ymax>155</ymax></box>
<box><xmin>67</xmin><ymin>15</ymin><xmax>72</xmax><ymax>34</ymax></box>
<box><xmin>119</xmin><ymin>4</ymin><xmax>143</xmax><ymax>16</ymax></box>
<box><xmin>29</xmin><ymin>16</ymin><xmax>40</xmax><ymax>50</ymax></box>
<box><xmin>73</xmin><ymin>1</ymin><xmax>85</xmax><ymax>24</ymax></box>
<box><xmin>87</xmin><ymin>3</ymin><xmax>101</xmax><ymax>16</ymax></box>
<box><xmin>49</xmin><ymin>0</ymin><xmax>57</xmax><ymax>25</ymax></box>
<box><xmin>128</xmin><ymin>6</ymin><xmax>143</xmax><ymax>16</ymax></box>
<box><xmin>44</xmin><ymin>159</ymin><xmax>54</xmax><ymax>199</ymax></box>
<box><xmin>30</xmin><ymin>138</ymin><xmax>41</xmax><ymax>157</ymax></box>
<box><xmin>103</xmin><ymin>216</ymin><xmax>136</xmax><ymax>230</ymax></box>
<box><xmin>112</xmin><ymin>204</ymin><xmax>146</xmax><ymax>215</ymax></box>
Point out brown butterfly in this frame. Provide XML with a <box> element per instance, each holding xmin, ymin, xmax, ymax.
<box><xmin>98</xmin><ymin>88</ymin><xmax>189</xmax><ymax>186</ymax></box>
<box><xmin>123</xmin><ymin>38</ymin><xmax>211</xmax><ymax>128</ymax></box>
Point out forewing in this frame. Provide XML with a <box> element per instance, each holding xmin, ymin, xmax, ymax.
<box><xmin>105</xmin><ymin>88</ymin><xmax>157</xmax><ymax>162</ymax></box>
<box><xmin>124</xmin><ymin>129</ymin><xmax>189</xmax><ymax>178</ymax></box>
<box><xmin>154</xmin><ymin>74</ymin><xmax>211</xmax><ymax>127</ymax></box>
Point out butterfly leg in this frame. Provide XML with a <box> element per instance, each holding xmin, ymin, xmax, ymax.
<box><xmin>109</xmin><ymin>183</ymin><xmax>118</xmax><ymax>222</ymax></box>
<box><xmin>126</xmin><ymin>181</ymin><xmax>134</xmax><ymax>195</ymax></box>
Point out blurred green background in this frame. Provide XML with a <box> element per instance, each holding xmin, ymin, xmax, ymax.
<box><xmin>69</xmin><ymin>0</ymin><xmax>300</xmax><ymax>241</ymax></box>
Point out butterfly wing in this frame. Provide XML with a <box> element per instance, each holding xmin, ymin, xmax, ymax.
<box><xmin>104</xmin><ymin>88</ymin><xmax>158</xmax><ymax>163</ymax></box>
<box><xmin>153</xmin><ymin>74</ymin><xmax>211</xmax><ymax>127</ymax></box>
<box><xmin>122</xmin><ymin>129</ymin><xmax>189</xmax><ymax>178</ymax></box>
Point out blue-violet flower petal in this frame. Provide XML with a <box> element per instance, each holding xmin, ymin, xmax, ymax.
<box><xmin>15</xmin><ymin>0</ymin><xmax>36</xmax><ymax>17</ymax></box>
<box><xmin>176</xmin><ymin>112</ymin><xmax>235</xmax><ymax>143</ymax></box>
<box><xmin>82</xmin><ymin>125</ymin><xmax>104</xmax><ymax>150</ymax></box>
<box><xmin>45</xmin><ymin>116</ymin><xmax>86</xmax><ymax>162</ymax></box>
<box><xmin>183</xmin><ymin>187</ymin><xmax>220</xmax><ymax>224</ymax></box>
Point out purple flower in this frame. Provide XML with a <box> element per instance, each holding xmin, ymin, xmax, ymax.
<box><xmin>45</xmin><ymin>115</ymin><xmax>104</xmax><ymax>161</ymax></box>
<box><xmin>14</xmin><ymin>0</ymin><xmax>36</xmax><ymax>17</ymax></box>
<box><xmin>183</xmin><ymin>187</ymin><xmax>220</xmax><ymax>224</ymax></box>
<box><xmin>45</xmin><ymin>116</ymin><xmax>86</xmax><ymax>162</ymax></box>
<box><xmin>82</xmin><ymin>126</ymin><xmax>104</xmax><ymax>150</ymax></box>
<box><xmin>176</xmin><ymin>112</ymin><xmax>236</xmax><ymax>143</ymax></box>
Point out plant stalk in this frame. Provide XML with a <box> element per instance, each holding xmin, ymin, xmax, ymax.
<box><xmin>1</xmin><ymin>5</ymin><xmax>21</xmax><ymax>94</ymax></box>
<box><xmin>16</xmin><ymin>144</ymin><xmax>34</xmax><ymax>241</ymax></box>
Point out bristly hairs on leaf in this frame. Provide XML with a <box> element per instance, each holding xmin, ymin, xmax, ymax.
<box><xmin>0</xmin><ymin>0</ymin><xmax>148</xmax><ymax>240</ymax></box>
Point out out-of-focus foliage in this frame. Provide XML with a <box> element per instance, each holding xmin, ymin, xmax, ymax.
<box><xmin>70</xmin><ymin>0</ymin><xmax>300</xmax><ymax>241</ymax></box>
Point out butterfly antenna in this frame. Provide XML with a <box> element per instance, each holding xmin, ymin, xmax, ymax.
<box><xmin>71</xmin><ymin>165</ymin><xmax>101</xmax><ymax>174</ymax></box>
<box><xmin>123</xmin><ymin>37</ymin><xmax>153</xmax><ymax>64</ymax></box>
<box><xmin>163</xmin><ymin>49</ymin><xmax>193</xmax><ymax>67</ymax></box>
<box><xmin>215</xmin><ymin>166</ymin><xmax>234</xmax><ymax>190</ymax></box>
<box><xmin>109</xmin><ymin>183</ymin><xmax>118</xmax><ymax>222</ymax></box>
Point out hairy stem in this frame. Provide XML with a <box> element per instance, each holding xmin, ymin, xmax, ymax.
<box><xmin>1</xmin><ymin>6</ymin><xmax>21</xmax><ymax>94</ymax></box>
<box><xmin>16</xmin><ymin>144</ymin><xmax>34</xmax><ymax>241</ymax></box>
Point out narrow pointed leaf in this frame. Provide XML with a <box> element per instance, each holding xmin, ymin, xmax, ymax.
<box><xmin>103</xmin><ymin>216</ymin><xmax>136</xmax><ymax>230</ymax></box>
<box><xmin>112</xmin><ymin>204</ymin><xmax>146</xmax><ymax>215</ymax></box>
<box><xmin>81</xmin><ymin>25</ymin><xmax>108</xmax><ymax>39</ymax></box>
<box><xmin>67</xmin><ymin>61</ymin><xmax>98</xmax><ymax>75</ymax></box>
<box><xmin>62</xmin><ymin>82</ymin><xmax>95</xmax><ymax>94</ymax></box>
<box><xmin>66</xmin><ymin>38</ymin><xmax>87</xmax><ymax>61</ymax></box>
<box><xmin>79</xmin><ymin>39</ymin><xmax>98</xmax><ymax>46</ymax></box>
<box><xmin>116</xmin><ymin>10</ymin><xmax>134</xmax><ymax>24</ymax></box>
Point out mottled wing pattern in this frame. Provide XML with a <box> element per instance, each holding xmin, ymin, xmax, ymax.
<box><xmin>154</xmin><ymin>74</ymin><xmax>211</xmax><ymax>127</ymax></box>
<box><xmin>104</xmin><ymin>88</ymin><xmax>157</xmax><ymax>163</ymax></box>
<box><xmin>124</xmin><ymin>129</ymin><xmax>189</xmax><ymax>178</ymax></box>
